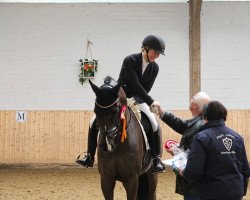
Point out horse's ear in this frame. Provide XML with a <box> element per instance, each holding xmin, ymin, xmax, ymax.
<box><xmin>89</xmin><ymin>80</ymin><xmax>100</xmax><ymax>95</ymax></box>
<box><xmin>118</xmin><ymin>87</ymin><xmax>127</xmax><ymax>106</ymax></box>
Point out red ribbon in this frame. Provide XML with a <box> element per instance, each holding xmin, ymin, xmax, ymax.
<box><xmin>120</xmin><ymin>105</ymin><xmax>127</xmax><ymax>143</ymax></box>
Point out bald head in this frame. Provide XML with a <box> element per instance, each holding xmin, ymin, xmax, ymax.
<box><xmin>189</xmin><ymin>92</ymin><xmax>211</xmax><ymax>116</ymax></box>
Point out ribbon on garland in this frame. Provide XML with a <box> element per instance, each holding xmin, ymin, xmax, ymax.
<box><xmin>120</xmin><ymin>105</ymin><xmax>127</xmax><ymax>143</ymax></box>
<box><xmin>86</xmin><ymin>39</ymin><xmax>93</xmax><ymax>60</ymax></box>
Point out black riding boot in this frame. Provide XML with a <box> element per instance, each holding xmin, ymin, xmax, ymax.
<box><xmin>76</xmin><ymin>118</ymin><xmax>98</xmax><ymax>168</ymax></box>
<box><xmin>151</xmin><ymin>127</ymin><xmax>165</xmax><ymax>174</ymax></box>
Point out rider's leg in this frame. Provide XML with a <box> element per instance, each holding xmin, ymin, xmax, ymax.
<box><xmin>151</xmin><ymin>125</ymin><xmax>165</xmax><ymax>173</ymax></box>
<box><xmin>76</xmin><ymin>115</ymin><xmax>98</xmax><ymax>168</ymax></box>
<box><xmin>138</xmin><ymin>103</ymin><xmax>165</xmax><ymax>174</ymax></box>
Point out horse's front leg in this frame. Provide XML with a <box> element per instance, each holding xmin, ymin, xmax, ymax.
<box><xmin>146</xmin><ymin>170</ymin><xmax>158</xmax><ymax>200</ymax></box>
<box><xmin>122</xmin><ymin>175</ymin><xmax>139</xmax><ymax>200</ymax></box>
<box><xmin>100</xmin><ymin>175</ymin><xmax>116</xmax><ymax>200</ymax></box>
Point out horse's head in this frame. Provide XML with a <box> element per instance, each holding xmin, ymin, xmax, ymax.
<box><xmin>89</xmin><ymin>76</ymin><xmax>127</xmax><ymax>151</ymax></box>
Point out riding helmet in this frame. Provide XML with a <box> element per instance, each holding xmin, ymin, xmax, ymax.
<box><xmin>142</xmin><ymin>35</ymin><xmax>165</xmax><ymax>55</ymax></box>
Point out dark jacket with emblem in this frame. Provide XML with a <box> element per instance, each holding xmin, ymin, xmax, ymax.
<box><xmin>117</xmin><ymin>53</ymin><xmax>158</xmax><ymax>106</ymax></box>
<box><xmin>183</xmin><ymin>119</ymin><xmax>250</xmax><ymax>200</ymax></box>
<box><xmin>161</xmin><ymin>112</ymin><xmax>204</xmax><ymax>196</ymax></box>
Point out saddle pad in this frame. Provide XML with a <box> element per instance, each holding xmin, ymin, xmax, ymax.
<box><xmin>127</xmin><ymin>98</ymin><xmax>141</xmax><ymax>120</ymax></box>
<box><xmin>129</xmin><ymin>107</ymin><xmax>150</xmax><ymax>151</ymax></box>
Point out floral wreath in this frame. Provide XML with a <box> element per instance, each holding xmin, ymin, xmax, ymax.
<box><xmin>79</xmin><ymin>40</ymin><xmax>99</xmax><ymax>84</ymax></box>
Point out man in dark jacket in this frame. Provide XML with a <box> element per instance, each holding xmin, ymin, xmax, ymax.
<box><xmin>180</xmin><ymin>101</ymin><xmax>250</xmax><ymax>200</ymax></box>
<box><xmin>157</xmin><ymin>92</ymin><xmax>211</xmax><ymax>200</ymax></box>
<box><xmin>158</xmin><ymin>92</ymin><xmax>211</xmax><ymax>200</ymax></box>
<box><xmin>77</xmin><ymin>35</ymin><xmax>166</xmax><ymax>173</ymax></box>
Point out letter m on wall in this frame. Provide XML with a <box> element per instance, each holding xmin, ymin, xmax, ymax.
<box><xmin>16</xmin><ymin>111</ymin><xmax>27</xmax><ymax>122</ymax></box>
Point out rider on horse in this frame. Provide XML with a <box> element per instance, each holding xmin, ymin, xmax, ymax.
<box><xmin>77</xmin><ymin>35</ymin><xmax>166</xmax><ymax>174</ymax></box>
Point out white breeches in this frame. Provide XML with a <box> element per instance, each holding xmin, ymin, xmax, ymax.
<box><xmin>138</xmin><ymin>103</ymin><xmax>158</xmax><ymax>132</ymax></box>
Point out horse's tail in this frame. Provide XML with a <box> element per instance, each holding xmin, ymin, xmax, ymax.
<box><xmin>137</xmin><ymin>173</ymin><xmax>149</xmax><ymax>200</ymax></box>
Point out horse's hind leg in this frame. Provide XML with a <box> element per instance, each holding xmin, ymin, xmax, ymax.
<box><xmin>122</xmin><ymin>175</ymin><xmax>139</xmax><ymax>200</ymax></box>
<box><xmin>100</xmin><ymin>176</ymin><xmax>116</xmax><ymax>200</ymax></box>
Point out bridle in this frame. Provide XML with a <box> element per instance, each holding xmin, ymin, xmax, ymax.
<box><xmin>95</xmin><ymin>98</ymin><xmax>124</xmax><ymax>134</ymax></box>
<box><xmin>95</xmin><ymin>99</ymin><xmax>118</xmax><ymax>109</ymax></box>
<box><xmin>95</xmin><ymin>98</ymin><xmax>131</xmax><ymax>151</ymax></box>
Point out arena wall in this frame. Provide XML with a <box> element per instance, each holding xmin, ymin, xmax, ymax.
<box><xmin>1</xmin><ymin>2</ymin><xmax>250</xmax><ymax>164</ymax></box>
<box><xmin>0</xmin><ymin>110</ymin><xmax>249</xmax><ymax>164</ymax></box>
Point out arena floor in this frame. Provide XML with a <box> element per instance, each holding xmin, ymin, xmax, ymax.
<box><xmin>0</xmin><ymin>166</ymin><xmax>249</xmax><ymax>200</ymax></box>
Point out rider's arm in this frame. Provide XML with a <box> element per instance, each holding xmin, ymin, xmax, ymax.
<box><xmin>122</xmin><ymin>56</ymin><xmax>155</xmax><ymax>106</ymax></box>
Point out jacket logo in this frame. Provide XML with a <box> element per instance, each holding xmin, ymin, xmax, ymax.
<box><xmin>223</xmin><ymin>137</ymin><xmax>232</xmax><ymax>151</ymax></box>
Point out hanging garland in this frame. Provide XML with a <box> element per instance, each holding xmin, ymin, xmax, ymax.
<box><xmin>79</xmin><ymin>40</ymin><xmax>99</xmax><ymax>84</ymax></box>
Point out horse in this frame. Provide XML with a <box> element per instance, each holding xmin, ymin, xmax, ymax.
<box><xmin>89</xmin><ymin>77</ymin><xmax>158</xmax><ymax>200</ymax></box>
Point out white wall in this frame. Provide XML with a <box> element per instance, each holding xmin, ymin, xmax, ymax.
<box><xmin>201</xmin><ymin>2</ymin><xmax>250</xmax><ymax>109</ymax></box>
<box><xmin>0</xmin><ymin>3</ymin><xmax>189</xmax><ymax>110</ymax></box>
<box><xmin>1</xmin><ymin>2</ymin><xmax>250</xmax><ymax>111</ymax></box>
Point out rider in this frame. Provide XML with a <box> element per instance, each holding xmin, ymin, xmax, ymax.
<box><xmin>76</xmin><ymin>35</ymin><xmax>166</xmax><ymax>173</ymax></box>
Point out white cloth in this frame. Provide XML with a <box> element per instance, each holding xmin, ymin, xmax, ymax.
<box><xmin>142</xmin><ymin>55</ymin><xmax>149</xmax><ymax>75</ymax></box>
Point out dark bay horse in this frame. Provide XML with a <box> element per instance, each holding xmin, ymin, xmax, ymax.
<box><xmin>89</xmin><ymin>78</ymin><xmax>158</xmax><ymax>200</ymax></box>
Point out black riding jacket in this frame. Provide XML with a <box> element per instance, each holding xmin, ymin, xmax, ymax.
<box><xmin>118</xmin><ymin>53</ymin><xmax>159</xmax><ymax>106</ymax></box>
<box><xmin>161</xmin><ymin>112</ymin><xmax>204</xmax><ymax>196</ymax></box>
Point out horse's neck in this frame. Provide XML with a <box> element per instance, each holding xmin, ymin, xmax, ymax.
<box><xmin>125</xmin><ymin>106</ymin><xmax>137</xmax><ymax>128</ymax></box>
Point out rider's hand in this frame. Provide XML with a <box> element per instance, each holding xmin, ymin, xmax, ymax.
<box><xmin>150</xmin><ymin>101</ymin><xmax>160</xmax><ymax>115</ymax></box>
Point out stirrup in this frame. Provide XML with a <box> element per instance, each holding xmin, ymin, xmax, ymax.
<box><xmin>152</xmin><ymin>157</ymin><xmax>165</xmax><ymax>174</ymax></box>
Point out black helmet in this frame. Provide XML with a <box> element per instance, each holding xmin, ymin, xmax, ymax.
<box><xmin>142</xmin><ymin>35</ymin><xmax>165</xmax><ymax>55</ymax></box>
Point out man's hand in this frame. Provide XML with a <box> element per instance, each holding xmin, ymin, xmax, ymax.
<box><xmin>179</xmin><ymin>168</ymin><xmax>184</xmax><ymax>176</ymax></box>
<box><xmin>173</xmin><ymin>165</ymin><xmax>184</xmax><ymax>176</ymax></box>
<box><xmin>157</xmin><ymin>105</ymin><xmax>165</xmax><ymax>118</ymax></box>
<box><xmin>166</xmin><ymin>148</ymin><xmax>174</xmax><ymax>156</ymax></box>
<box><xmin>150</xmin><ymin>101</ymin><xmax>160</xmax><ymax>114</ymax></box>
